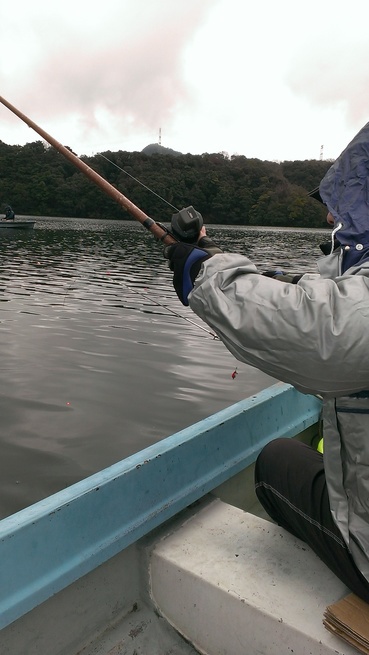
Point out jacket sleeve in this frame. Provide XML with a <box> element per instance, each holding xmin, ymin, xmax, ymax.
<box><xmin>189</xmin><ymin>253</ymin><xmax>369</xmax><ymax>397</ymax></box>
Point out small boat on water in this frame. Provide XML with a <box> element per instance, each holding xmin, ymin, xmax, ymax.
<box><xmin>0</xmin><ymin>383</ymin><xmax>359</xmax><ymax>655</ymax></box>
<box><xmin>1</xmin><ymin>205</ymin><xmax>35</xmax><ymax>229</ymax></box>
<box><xmin>0</xmin><ymin>220</ymin><xmax>35</xmax><ymax>230</ymax></box>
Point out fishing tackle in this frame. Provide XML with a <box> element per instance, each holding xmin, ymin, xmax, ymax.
<box><xmin>155</xmin><ymin>206</ymin><xmax>204</xmax><ymax>245</ymax></box>
<box><xmin>170</xmin><ymin>206</ymin><xmax>203</xmax><ymax>244</ymax></box>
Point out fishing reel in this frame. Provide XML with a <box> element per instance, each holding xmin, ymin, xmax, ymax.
<box><xmin>170</xmin><ymin>206</ymin><xmax>203</xmax><ymax>244</ymax></box>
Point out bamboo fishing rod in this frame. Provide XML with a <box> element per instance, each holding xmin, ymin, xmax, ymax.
<box><xmin>0</xmin><ymin>95</ymin><xmax>176</xmax><ymax>245</ymax></box>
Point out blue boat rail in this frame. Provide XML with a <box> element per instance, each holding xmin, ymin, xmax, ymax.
<box><xmin>0</xmin><ymin>382</ymin><xmax>321</xmax><ymax>630</ymax></box>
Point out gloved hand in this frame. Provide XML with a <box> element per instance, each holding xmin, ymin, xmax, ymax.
<box><xmin>164</xmin><ymin>237</ymin><xmax>222</xmax><ymax>306</ymax></box>
<box><xmin>196</xmin><ymin>235</ymin><xmax>223</xmax><ymax>256</ymax></box>
<box><xmin>262</xmin><ymin>269</ymin><xmax>285</xmax><ymax>278</ymax></box>
<box><xmin>262</xmin><ymin>269</ymin><xmax>302</xmax><ymax>284</ymax></box>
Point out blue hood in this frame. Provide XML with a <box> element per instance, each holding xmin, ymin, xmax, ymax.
<box><xmin>319</xmin><ymin>122</ymin><xmax>369</xmax><ymax>252</ymax></box>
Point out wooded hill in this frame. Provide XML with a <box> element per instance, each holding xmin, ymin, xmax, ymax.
<box><xmin>0</xmin><ymin>140</ymin><xmax>332</xmax><ymax>228</ymax></box>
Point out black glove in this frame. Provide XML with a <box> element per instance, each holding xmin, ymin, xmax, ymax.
<box><xmin>196</xmin><ymin>236</ymin><xmax>223</xmax><ymax>256</ymax></box>
<box><xmin>165</xmin><ymin>235</ymin><xmax>222</xmax><ymax>306</ymax></box>
<box><xmin>163</xmin><ymin>242</ymin><xmax>210</xmax><ymax>305</ymax></box>
<box><xmin>262</xmin><ymin>269</ymin><xmax>285</xmax><ymax>278</ymax></box>
<box><xmin>262</xmin><ymin>269</ymin><xmax>302</xmax><ymax>284</ymax></box>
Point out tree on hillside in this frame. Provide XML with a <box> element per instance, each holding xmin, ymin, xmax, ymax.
<box><xmin>0</xmin><ymin>140</ymin><xmax>330</xmax><ymax>228</ymax></box>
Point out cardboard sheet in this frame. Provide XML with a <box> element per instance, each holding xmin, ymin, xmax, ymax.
<box><xmin>324</xmin><ymin>593</ymin><xmax>369</xmax><ymax>654</ymax></box>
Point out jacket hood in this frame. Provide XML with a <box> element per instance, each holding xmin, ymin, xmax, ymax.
<box><xmin>319</xmin><ymin>122</ymin><xmax>369</xmax><ymax>251</ymax></box>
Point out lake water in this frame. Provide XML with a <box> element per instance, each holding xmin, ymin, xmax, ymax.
<box><xmin>0</xmin><ymin>217</ymin><xmax>328</xmax><ymax>518</ymax></box>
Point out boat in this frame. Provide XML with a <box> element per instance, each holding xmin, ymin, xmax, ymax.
<box><xmin>0</xmin><ymin>220</ymin><xmax>35</xmax><ymax>230</ymax></box>
<box><xmin>0</xmin><ymin>382</ymin><xmax>360</xmax><ymax>655</ymax></box>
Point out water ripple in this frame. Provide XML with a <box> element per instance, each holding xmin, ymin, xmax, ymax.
<box><xmin>0</xmin><ymin>217</ymin><xmax>326</xmax><ymax>517</ymax></box>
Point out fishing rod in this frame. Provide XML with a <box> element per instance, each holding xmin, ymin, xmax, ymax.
<box><xmin>0</xmin><ymin>95</ymin><xmax>179</xmax><ymax>244</ymax></box>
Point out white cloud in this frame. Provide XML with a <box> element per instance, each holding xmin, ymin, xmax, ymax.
<box><xmin>1</xmin><ymin>0</ymin><xmax>368</xmax><ymax>160</ymax></box>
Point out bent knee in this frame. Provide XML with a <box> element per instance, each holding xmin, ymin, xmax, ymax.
<box><xmin>255</xmin><ymin>438</ymin><xmax>312</xmax><ymax>483</ymax></box>
<box><xmin>256</xmin><ymin>437</ymin><xmax>291</xmax><ymax>465</ymax></box>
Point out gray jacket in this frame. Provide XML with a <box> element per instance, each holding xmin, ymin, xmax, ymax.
<box><xmin>190</xmin><ymin>121</ymin><xmax>369</xmax><ymax>581</ymax></box>
<box><xmin>189</xmin><ymin>250</ymin><xmax>369</xmax><ymax>581</ymax></box>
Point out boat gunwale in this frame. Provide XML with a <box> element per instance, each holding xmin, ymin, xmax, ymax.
<box><xmin>0</xmin><ymin>382</ymin><xmax>322</xmax><ymax>630</ymax></box>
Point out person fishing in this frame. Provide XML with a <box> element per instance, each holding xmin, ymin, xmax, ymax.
<box><xmin>3</xmin><ymin>205</ymin><xmax>15</xmax><ymax>221</ymax></box>
<box><xmin>164</xmin><ymin>122</ymin><xmax>369</xmax><ymax>602</ymax></box>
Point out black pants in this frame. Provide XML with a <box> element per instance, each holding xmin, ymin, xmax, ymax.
<box><xmin>255</xmin><ymin>438</ymin><xmax>369</xmax><ymax>602</ymax></box>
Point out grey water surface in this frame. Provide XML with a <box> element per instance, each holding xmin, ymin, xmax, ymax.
<box><xmin>0</xmin><ymin>217</ymin><xmax>328</xmax><ymax>517</ymax></box>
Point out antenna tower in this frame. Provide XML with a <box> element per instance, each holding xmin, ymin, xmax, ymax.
<box><xmin>159</xmin><ymin>128</ymin><xmax>162</xmax><ymax>146</ymax></box>
<box><xmin>320</xmin><ymin>144</ymin><xmax>324</xmax><ymax>160</ymax></box>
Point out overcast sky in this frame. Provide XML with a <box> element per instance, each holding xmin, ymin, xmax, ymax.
<box><xmin>1</xmin><ymin>0</ymin><xmax>368</xmax><ymax>162</ymax></box>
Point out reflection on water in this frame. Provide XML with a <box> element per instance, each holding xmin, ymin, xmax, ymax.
<box><xmin>0</xmin><ymin>217</ymin><xmax>328</xmax><ymax>517</ymax></box>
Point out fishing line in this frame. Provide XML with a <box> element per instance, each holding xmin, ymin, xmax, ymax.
<box><xmin>97</xmin><ymin>153</ymin><xmax>179</xmax><ymax>212</ymax></box>
<box><xmin>58</xmin><ymin>271</ymin><xmax>218</xmax><ymax>339</ymax></box>
<box><xmin>113</xmin><ymin>279</ymin><xmax>220</xmax><ymax>339</ymax></box>
<box><xmin>60</xmin><ymin>277</ymin><xmax>244</xmax><ymax>379</ymax></box>
<box><xmin>93</xmin><ymin>155</ymin><xmax>219</xmax><ymax>338</ymax></box>
<box><xmin>121</xmin><ymin>283</ymin><xmax>242</xmax><ymax>381</ymax></box>
<box><xmin>111</xmin><ymin>282</ymin><xmax>242</xmax><ymax>379</ymax></box>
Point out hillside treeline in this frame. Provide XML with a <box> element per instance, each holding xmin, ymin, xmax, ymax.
<box><xmin>0</xmin><ymin>140</ymin><xmax>332</xmax><ymax>227</ymax></box>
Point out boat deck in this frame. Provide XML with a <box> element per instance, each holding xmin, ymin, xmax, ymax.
<box><xmin>150</xmin><ymin>499</ymin><xmax>354</xmax><ymax>655</ymax></box>
<box><xmin>64</xmin><ymin>496</ymin><xmax>356</xmax><ymax>655</ymax></box>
